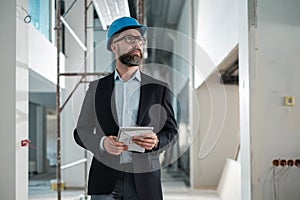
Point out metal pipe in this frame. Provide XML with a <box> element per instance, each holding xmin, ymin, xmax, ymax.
<box><xmin>55</xmin><ymin>0</ymin><xmax>62</xmax><ymax>199</ymax></box>
<box><xmin>59</xmin><ymin>72</ymin><xmax>110</xmax><ymax>76</ymax></box>
<box><xmin>60</xmin><ymin>76</ymin><xmax>84</xmax><ymax>112</ymax></box>
<box><xmin>137</xmin><ymin>0</ymin><xmax>144</xmax><ymax>24</ymax></box>
<box><xmin>54</xmin><ymin>1</ymin><xmax>111</xmax><ymax>199</ymax></box>
<box><xmin>61</xmin><ymin>158</ymin><xmax>88</xmax><ymax>170</ymax></box>
<box><xmin>84</xmin><ymin>0</ymin><xmax>88</xmax><ymax>74</ymax></box>
<box><xmin>84</xmin><ymin>1</ymin><xmax>88</xmax><ymax>198</ymax></box>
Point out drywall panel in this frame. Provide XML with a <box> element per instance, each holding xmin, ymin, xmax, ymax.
<box><xmin>250</xmin><ymin>1</ymin><xmax>300</xmax><ymax>199</ymax></box>
<box><xmin>192</xmin><ymin>71</ymin><xmax>239</xmax><ymax>188</ymax></box>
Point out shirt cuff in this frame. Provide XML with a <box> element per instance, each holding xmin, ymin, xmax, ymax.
<box><xmin>99</xmin><ymin>136</ymin><xmax>107</xmax><ymax>151</ymax></box>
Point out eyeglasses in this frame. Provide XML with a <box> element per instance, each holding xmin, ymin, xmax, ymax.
<box><xmin>113</xmin><ymin>35</ymin><xmax>146</xmax><ymax>45</ymax></box>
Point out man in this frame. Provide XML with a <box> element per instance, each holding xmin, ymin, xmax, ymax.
<box><xmin>74</xmin><ymin>17</ymin><xmax>178</xmax><ymax>200</ymax></box>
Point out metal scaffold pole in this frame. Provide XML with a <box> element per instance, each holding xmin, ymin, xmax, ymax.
<box><xmin>137</xmin><ymin>0</ymin><xmax>144</xmax><ymax>24</ymax></box>
<box><xmin>55</xmin><ymin>0</ymin><xmax>62</xmax><ymax>199</ymax></box>
<box><xmin>55</xmin><ymin>0</ymin><xmax>110</xmax><ymax>199</ymax></box>
<box><xmin>83</xmin><ymin>0</ymin><xmax>88</xmax><ymax>198</ymax></box>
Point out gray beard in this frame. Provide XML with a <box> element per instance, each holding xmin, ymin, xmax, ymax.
<box><xmin>119</xmin><ymin>52</ymin><xmax>143</xmax><ymax>67</ymax></box>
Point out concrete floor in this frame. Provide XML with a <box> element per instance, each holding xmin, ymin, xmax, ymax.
<box><xmin>29</xmin><ymin>183</ymin><xmax>220</xmax><ymax>200</ymax></box>
<box><xmin>29</xmin><ymin>168</ymin><xmax>220</xmax><ymax>200</ymax></box>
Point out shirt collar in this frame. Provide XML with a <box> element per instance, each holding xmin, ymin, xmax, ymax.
<box><xmin>114</xmin><ymin>69</ymin><xmax>141</xmax><ymax>82</ymax></box>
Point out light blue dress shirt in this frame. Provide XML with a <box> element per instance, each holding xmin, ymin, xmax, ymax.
<box><xmin>100</xmin><ymin>69</ymin><xmax>141</xmax><ymax>163</ymax></box>
<box><xmin>114</xmin><ymin>69</ymin><xmax>141</xmax><ymax>128</ymax></box>
<box><xmin>115</xmin><ymin>69</ymin><xmax>141</xmax><ymax>163</ymax></box>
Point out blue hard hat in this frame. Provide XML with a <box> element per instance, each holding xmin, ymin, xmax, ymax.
<box><xmin>106</xmin><ymin>17</ymin><xmax>147</xmax><ymax>51</ymax></box>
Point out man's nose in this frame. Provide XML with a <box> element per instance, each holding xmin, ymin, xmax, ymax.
<box><xmin>132</xmin><ymin>40</ymin><xmax>142</xmax><ymax>49</ymax></box>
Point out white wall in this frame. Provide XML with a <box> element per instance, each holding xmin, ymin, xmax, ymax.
<box><xmin>249</xmin><ymin>1</ymin><xmax>300</xmax><ymax>199</ymax></box>
<box><xmin>189</xmin><ymin>0</ymin><xmax>240</xmax><ymax>189</ymax></box>
<box><xmin>16</xmin><ymin>9</ymin><xmax>30</xmax><ymax>200</ymax></box>
<box><xmin>217</xmin><ymin>159</ymin><xmax>241</xmax><ymax>200</ymax></box>
<box><xmin>196</xmin><ymin>0</ymin><xmax>239</xmax><ymax>66</ymax></box>
<box><xmin>238</xmin><ymin>0</ymin><xmax>252</xmax><ymax>199</ymax></box>
<box><xmin>28</xmin><ymin>25</ymin><xmax>58</xmax><ymax>86</ymax></box>
<box><xmin>0</xmin><ymin>1</ymin><xmax>17</xmax><ymax>199</ymax></box>
<box><xmin>191</xmin><ymin>71</ymin><xmax>239</xmax><ymax>188</ymax></box>
<box><xmin>194</xmin><ymin>0</ymin><xmax>239</xmax><ymax>87</ymax></box>
<box><xmin>0</xmin><ymin>0</ymin><xmax>29</xmax><ymax>199</ymax></box>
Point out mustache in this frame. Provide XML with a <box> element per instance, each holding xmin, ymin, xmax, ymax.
<box><xmin>128</xmin><ymin>48</ymin><xmax>142</xmax><ymax>56</ymax></box>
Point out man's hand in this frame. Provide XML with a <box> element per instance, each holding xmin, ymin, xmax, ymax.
<box><xmin>103</xmin><ymin>136</ymin><xmax>128</xmax><ymax>155</ymax></box>
<box><xmin>132</xmin><ymin>132</ymin><xmax>159</xmax><ymax>150</ymax></box>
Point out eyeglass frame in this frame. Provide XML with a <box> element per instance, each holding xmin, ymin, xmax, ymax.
<box><xmin>113</xmin><ymin>35</ymin><xmax>147</xmax><ymax>45</ymax></box>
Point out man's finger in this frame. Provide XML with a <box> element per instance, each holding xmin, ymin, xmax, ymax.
<box><xmin>105</xmin><ymin>136</ymin><xmax>128</xmax><ymax>155</ymax></box>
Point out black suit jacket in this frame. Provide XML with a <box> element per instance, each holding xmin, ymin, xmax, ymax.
<box><xmin>74</xmin><ymin>72</ymin><xmax>178</xmax><ymax>200</ymax></box>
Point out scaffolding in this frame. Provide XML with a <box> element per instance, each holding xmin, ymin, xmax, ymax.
<box><xmin>54</xmin><ymin>0</ymin><xmax>144</xmax><ymax>199</ymax></box>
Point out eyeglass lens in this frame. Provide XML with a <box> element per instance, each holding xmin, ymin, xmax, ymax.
<box><xmin>125</xmin><ymin>35</ymin><xmax>146</xmax><ymax>45</ymax></box>
<box><xmin>114</xmin><ymin>35</ymin><xmax>146</xmax><ymax>45</ymax></box>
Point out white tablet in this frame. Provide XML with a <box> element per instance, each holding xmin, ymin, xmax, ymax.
<box><xmin>117</xmin><ymin>127</ymin><xmax>154</xmax><ymax>152</ymax></box>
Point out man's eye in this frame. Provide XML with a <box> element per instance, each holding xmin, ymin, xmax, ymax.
<box><xmin>126</xmin><ymin>36</ymin><xmax>134</xmax><ymax>41</ymax></box>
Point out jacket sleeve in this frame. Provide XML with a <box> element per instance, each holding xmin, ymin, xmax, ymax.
<box><xmin>73</xmin><ymin>81</ymin><xmax>103</xmax><ymax>155</ymax></box>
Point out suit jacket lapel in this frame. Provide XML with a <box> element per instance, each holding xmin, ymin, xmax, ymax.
<box><xmin>95</xmin><ymin>72</ymin><xmax>119</xmax><ymax>135</ymax></box>
<box><xmin>97</xmin><ymin>72</ymin><xmax>151</xmax><ymax>128</ymax></box>
<box><xmin>105</xmin><ymin>73</ymin><xmax>119</xmax><ymax>126</ymax></box>
<box><xmin>137</xmin><ymin>73</ymin><xmax>151</xmax><ymax>126</ymax></box>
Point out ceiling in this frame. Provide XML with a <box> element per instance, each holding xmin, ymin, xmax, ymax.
<box><xmin>218</xmin><ymin>45</ymin><xmax>239</xmax><ymax>85</ymax></box>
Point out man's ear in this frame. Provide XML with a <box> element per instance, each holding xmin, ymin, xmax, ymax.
<box><xmin>111</xmin><ymin>43</ymin><xmax>117</xmax><ymax>52</ymax></box>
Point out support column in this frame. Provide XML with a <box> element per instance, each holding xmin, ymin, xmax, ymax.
<box><xmin>0</xmin><ymin>0</ymin><xmax>17</xmax><ymax>199</ymax></box>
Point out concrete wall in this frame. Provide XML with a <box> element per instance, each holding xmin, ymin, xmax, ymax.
<box><xmin>249</xmin><ymin>1</ymin><xmax>300</xmax><ymax>199</ymax></box>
